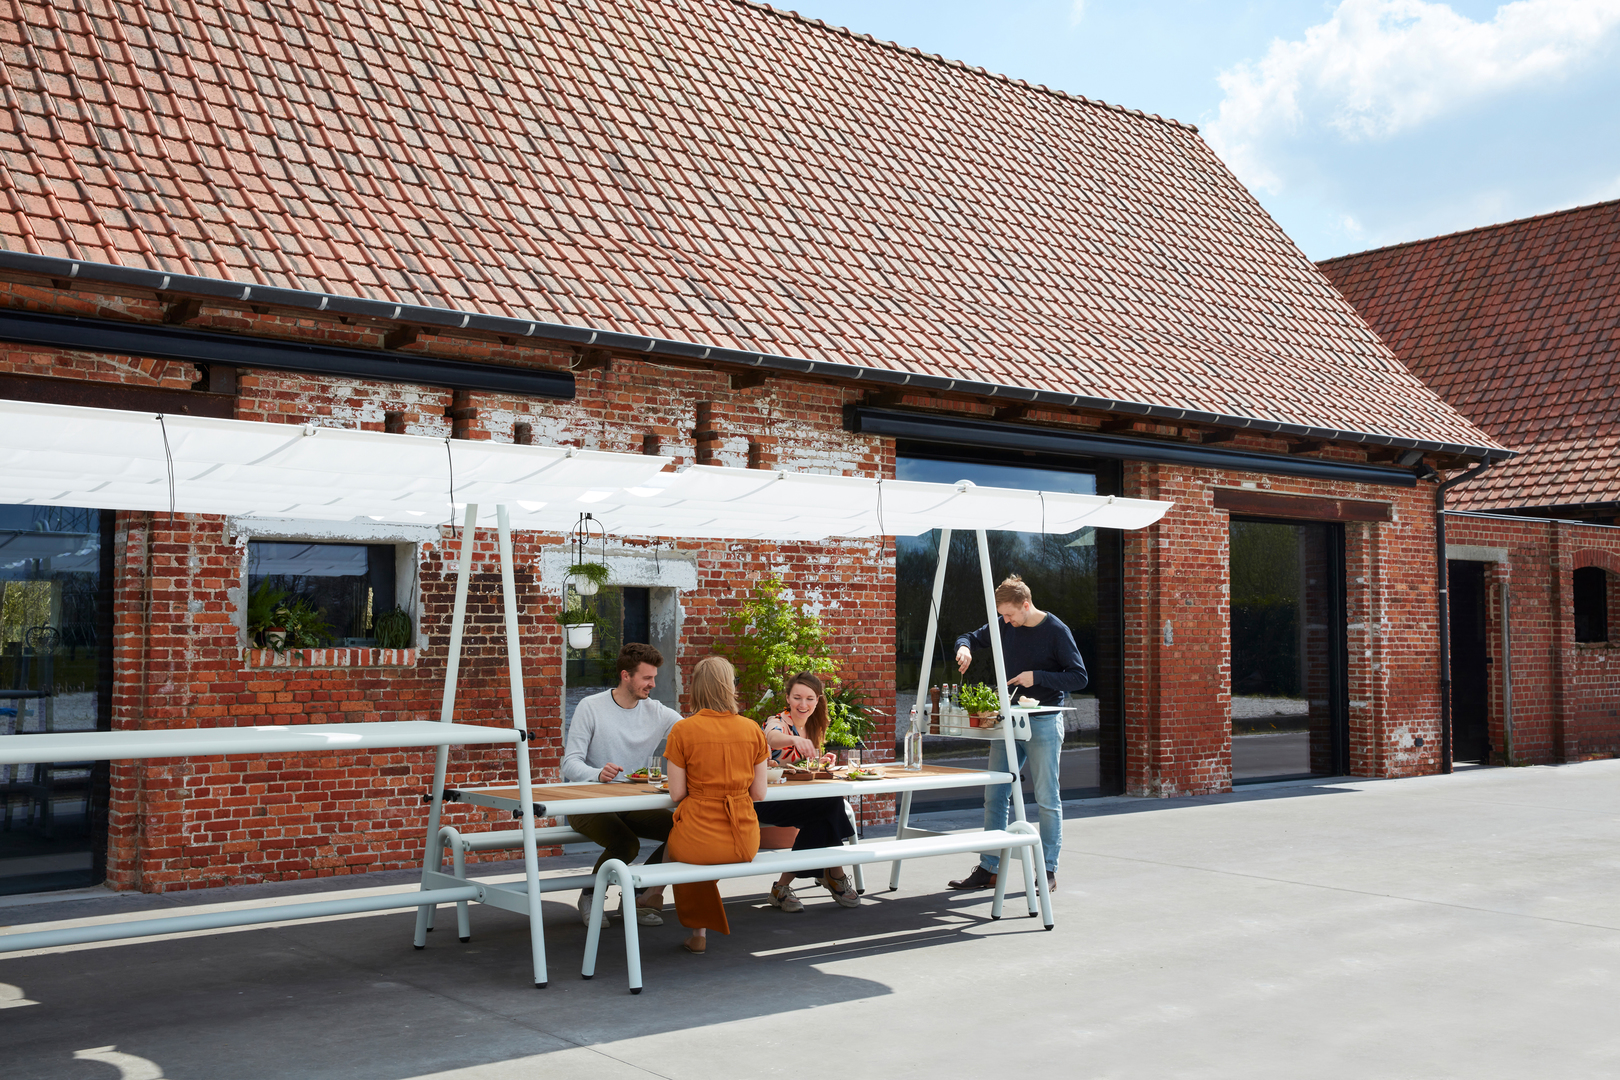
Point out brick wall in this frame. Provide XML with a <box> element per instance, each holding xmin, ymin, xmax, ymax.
<box><xmin>1121</xmin><ymin>463</ymin><xmax>1444</xmax><ymax>796</ymax></box>
<box><xmin>1443</xmin><ymin>514</ymin><xmax>1620</xmax><ymax>764</ymax></box>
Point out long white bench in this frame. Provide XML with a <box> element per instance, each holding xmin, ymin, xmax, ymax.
<box><xmin>582</xmin><ymin>822</ymin><xmax>1053</xmax><ymax>993</ymax></box>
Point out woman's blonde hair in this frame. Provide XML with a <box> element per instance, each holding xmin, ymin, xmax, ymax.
<box><xmin>688</xmin><ymin>655</ymin><xmax>738</xmax><ymax>714</ymax></box>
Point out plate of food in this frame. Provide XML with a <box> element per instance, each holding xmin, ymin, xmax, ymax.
<box><xmin>843</xmin><ymin>766</ymin><xmax>887</xmax><ymax>781</ymax></box>
<box><xmin>625</xmin><ymin>767</ymin><xmax>663</xmax><ymax>784</ymax></box>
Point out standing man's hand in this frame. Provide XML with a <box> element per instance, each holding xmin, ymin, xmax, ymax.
<box><xmin>598</xmin><ymin>763</ymin><xmax>623</xmax><ymax>783</ymax></box>
<box><xmin>1007</xmin><ymin>671</ymin><xmax>1036</xmax><ymax>689</ymax></box>
<box><xmin>955</xmin><ymin>646</ymin><xmax>972</xmax><ymax>674</ymax></box>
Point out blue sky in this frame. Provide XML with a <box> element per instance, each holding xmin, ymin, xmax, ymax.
<box><xmin>785</xmin><ymin>1</ymin><xmax>1620</xmax><ymax>259</ymax></box>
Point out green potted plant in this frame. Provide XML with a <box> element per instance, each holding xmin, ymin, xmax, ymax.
<box><xmin>373</xmin><ymin>607</ymin><xmax>411</xmax><ymax>649</ymax></box>
<box><xmin>245</xmin><ymin>580</ymin><xmax>289</xmax><ymax>650</ymax></box>
<box><xmin>557</xmin><ymin>606</ymin><xmax>597</xmax><ymax>651</ymax></box>
<box><xmin>274</xmin><ymin>597</ymin><xmax>334</xmax><ymax>651</ymax></box>
<box><xmin>825</xmin><ymin>684</ymin><xmax>877</xmax><ymax>761</ymax></box>
<box><xmin>958</xmin><ymin>683</ymin><xmax>1002</xmax><ymax>726</ymax></box>
<box><xmin>566</xmin><ymin>560</ymin><xmax>610</xmax><ymax>598</ymax></box>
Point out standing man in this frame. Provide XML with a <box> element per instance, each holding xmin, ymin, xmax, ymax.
<box><xmin>946</xmin><ymin>574</ymin><xmax>1086</xmax><ymax>894</ymax></box>
<box><xmin>562</xmin><ymin>642</ymin><xmax>683</xmax><ymax>927</ymax></box>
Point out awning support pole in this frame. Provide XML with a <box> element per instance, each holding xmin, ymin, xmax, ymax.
<box><xmin>415</xmin><ymin>503</ymin><xmax>478</xmax><ymax>948</ymax></box>
<box><xmin>975</xmin><ymin>528</ymin><xmax>1027</xmax><ymax>827</ymax></box>
<box><xmin>497</xmin><ymin>503</ymin><xmax>548</xmax><ymax>989</ymax></box>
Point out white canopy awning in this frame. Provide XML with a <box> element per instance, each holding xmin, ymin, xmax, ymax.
<box><xmin>0</xmin><ymin>400</ymin><xmax>1171</xmax><ymax>537</ymax></box>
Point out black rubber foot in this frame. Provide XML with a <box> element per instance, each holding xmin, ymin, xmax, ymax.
<box><xmin>631</xmin><ymin>987</ymin><xmax>642</xmax><ymax>995</ymax></box>
<box><xmin>459</xmin><ymin>936</ymin><xmax>470</xmax><ymax>943</ymax></box>
<box><xmin>414</xmin><ymin>944</ymin><xmax>425</xmax><ymax>950</ymax></box>
<box><xmin>1044</xmin><ymin>924</ymin><xmax>1054</xmax><ymax>931</ymax></box>
<box><xmin>535</xmin><ymin>981</ymin><xmax>547</xmax><ymax>989</ymax></box>
<box><xmin>991</xmin><ymin>914</ymin><xmax>1001</xmax><ymax>921</ymax></box>
<box><xmin>425</xmin><ymin>926</ymin><xmax>434</xmax><ymax>932</ymax></box>
<box><xmin>857</xmin><ymin>889</ymin><xmax>865</xmax><ymax>895</ymax></box>
<box><xmin>582</xmin><ymin>974</ymin><xmax>593</xmax><ymax>980</ymax></box>
<box><xmin>888</xmin><ymin>886</ymin><xmax>897</xmax><ymax>892</ymax></box>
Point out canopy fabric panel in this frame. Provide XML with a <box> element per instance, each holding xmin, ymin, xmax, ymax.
<box><xmin>0</xmin><ymin>399</ymin><xmax>670</xmax><ymax>527</ymax></box>
<box><xmin>589</xmin><ymin>466</ymin><xmax>1169</xmax><ymax>538</ymax></box>
<box><xmin>0</xmin><ymin>721</ymin><xmax>522</xmax><ymax>765</ymax></box>
<box><xmin>0</xmin><ymin>400</ymin><xmax>1172</xmax><ymax>537</ymax></box>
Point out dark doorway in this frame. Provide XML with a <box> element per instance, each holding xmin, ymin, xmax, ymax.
<box><xmin>1229</xmin><ymin>518</ymin><xmax>1348</xmax><ymax>782</ymax></box>
<box><xmin>1448</xmin><ymin>560</ymin><xmax>1490</xmax><ymax>763</ymax></box>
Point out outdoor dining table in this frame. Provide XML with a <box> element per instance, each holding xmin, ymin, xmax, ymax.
<box><xmin>445</xmin><ymin>761</ymin><xmax>1018</xmax><ymax>892</ymax></box>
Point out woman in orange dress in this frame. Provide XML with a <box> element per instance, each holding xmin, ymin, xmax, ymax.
<box><xmin>664</xmin><ymin>655</ymin><xmax>769</xmax><ymax>954</ymax></box>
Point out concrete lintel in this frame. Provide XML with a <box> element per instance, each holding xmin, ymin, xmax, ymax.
<box><xmin>1446</xmin><ymin>544</ymin><xmax>1509</xmax><ymax>564</ymax></box>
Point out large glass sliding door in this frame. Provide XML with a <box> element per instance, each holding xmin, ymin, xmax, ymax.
<box><xmin>1229</xmin><ymin>518</ymin><xmax>1347</xmax><ymax>782</ymax></box>
<box><xmin>0</xmin><ymin>506</ymin><xmax>112</xmax><ymax>894</ymax></box>
<box><xmin>895</xmin><ymin>445</ymin><xmax>1124</xmax><ymax>804</ymax></box>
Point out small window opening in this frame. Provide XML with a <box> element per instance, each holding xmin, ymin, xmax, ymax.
<box><xmin>248</xmin><ymin>541</ymin><xmax>398</xmax><ymax>646</ymax></box>
<box><xmin>1573</xmin><ymin>566</ymin><xmax>1609</xmax><ymax>643</ymax></box>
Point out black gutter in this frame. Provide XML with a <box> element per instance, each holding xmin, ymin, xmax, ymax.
<box><xmin>0</xmin><ymin>250</ymin><xmax>1508</xmax><ymax>460</ymax></box>
<box><xmin>0</xmin><ymin>308</ymin><xmax>574</xmax><ymax>400</ymax></box>
<box><xmin>1434</xmin><ymin>460</ymin><xmax>1495</xmax><ymax>774</ymax></box>
<box><xmin>846</xmin><ymin>405</ymin><xmax>1428</xmax><ymax>487</ymax></box>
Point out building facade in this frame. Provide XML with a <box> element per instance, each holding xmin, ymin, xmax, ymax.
<box><xmin>0</xmin><ymin>0</ymin><xmax>1503</xmax><ymax>894</ymax></box>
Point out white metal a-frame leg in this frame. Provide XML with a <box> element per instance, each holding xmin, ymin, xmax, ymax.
<box><xmin>889</xmin><ymin>526</ymin><xmax>1040</xmax><ymax>916</ymax></box>
<box><xmin>413</xmin><ymin>503</ymin><xmax>550</xmax><ymax>987</ymax></box>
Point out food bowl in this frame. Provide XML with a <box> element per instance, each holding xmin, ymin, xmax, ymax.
<box><xmin>766</xmin><ymin>766</ymin><xmax>786</xmax><ymax>784</ymax></box>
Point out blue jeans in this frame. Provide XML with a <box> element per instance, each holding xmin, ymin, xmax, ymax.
<box><xmin>980</xmin><ymin>715</ymin><xmax>1061</xmax><ymax>874</ymax></box>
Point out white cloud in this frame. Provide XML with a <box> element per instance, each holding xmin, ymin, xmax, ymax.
<box><xmin>1206</xmin><ymin>0</ymin><xmax>1620</xmax><ymax>191</ymax></box>
<box><xmin>1069</xmin><ymin>0</ymin><xmax>1086</xmax><ymax>27</ymax></box>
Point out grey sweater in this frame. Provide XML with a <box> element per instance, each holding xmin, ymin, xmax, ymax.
<box><xmin>560</xmin><ymin>690</ymin><xmax>684</xmax><ymax>783</ymax></box>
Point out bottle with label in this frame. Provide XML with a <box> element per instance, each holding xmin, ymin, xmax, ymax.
<box><xmin>904</xmin><ymin>706</ymin><xmax>924</xmax><ymax>770</ymax></box>
<box><xmin>929</xmin><ymin>685</ymin><xmax>941</xmax><ymax>735</ymax></box>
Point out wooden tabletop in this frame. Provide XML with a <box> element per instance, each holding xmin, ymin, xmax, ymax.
<box><xmin>476</xmin><ymin>763</ymin><xmax>983</xmax><ymax>805</ymax></box>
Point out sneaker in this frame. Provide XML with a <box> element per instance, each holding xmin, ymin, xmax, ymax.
<box><xmin>1046</xmin><ymin>871</ymin><xmax>1057</xmax><ymax>892</ymax></box>
<box><xmin>578</xmin><ymin>891</ymin><xmax>594</xmax><ymax>926</ymax></box>
<box><xmin>769</xmin><ymin>882</ymin><xmax>804</xmax><ymax>912</ymax></box>
<box><xmin>819</xmin><ymin>872</ymin><xmax>859</xmax><ymax>908</ymax></box>
<box><xmin>948</xmin><ymin>865</ymin><xmax>998</xmax><ymax>891</ymax></box>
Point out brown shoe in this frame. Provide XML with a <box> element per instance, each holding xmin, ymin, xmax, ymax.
<box><xmin>948</xmin><ymin>865</ymin><xmax>997</xmax><ymax>890</ymax></box>
<box><xmin>682</xmin><ymin>935</ymin><xmax>706</xmax><ymax>954</ymax></box>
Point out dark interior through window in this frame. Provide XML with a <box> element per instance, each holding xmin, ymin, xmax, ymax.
<box><xmin>248</xmin><ymin>541</ymin><xmax>397</xmax><ymax>645</ymax></box>
<box><xmin>1573</xmin><ymin>566</ymin><xmax>1610</xmax><ymax>643</ymax></box>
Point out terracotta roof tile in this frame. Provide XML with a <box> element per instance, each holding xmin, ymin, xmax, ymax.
<box><xmin>1321</xmin><ymin>199</ymin><xmax>1620</xmax><ymax>508</ymax></box>
<box><xmin>0</xmin><ymin>0</ymin><xmax>1496</xmax><ymax>450</ymax></box>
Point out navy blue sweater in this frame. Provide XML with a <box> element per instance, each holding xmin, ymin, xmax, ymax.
<box><xmin>955</xmin><ymin>612</ymin><xmax>1089</xmax><ymax>707</ymax></box>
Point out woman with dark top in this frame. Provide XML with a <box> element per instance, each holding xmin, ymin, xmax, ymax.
<box><xmin>754</xmin><ymin>672</ymin><xmax>859</xmax><ymax>911</ymax></box>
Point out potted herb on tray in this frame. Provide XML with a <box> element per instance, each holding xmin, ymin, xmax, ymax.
<box><xmin>958</xmin><ymin>683</ymin><xmax>1002</xmax><ymax>727</ymax></box>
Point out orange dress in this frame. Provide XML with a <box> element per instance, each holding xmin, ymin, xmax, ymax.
<box><xmin>664</xmin><ymin>709</ymin><xmax>769</xmax><ymax>933</ymax></box>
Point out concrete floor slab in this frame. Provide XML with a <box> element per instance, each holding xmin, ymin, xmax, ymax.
<box><xmin>4</xmin><ymin>761</ymin><xmax>1620</xmax><ymax>1078</ymax></box>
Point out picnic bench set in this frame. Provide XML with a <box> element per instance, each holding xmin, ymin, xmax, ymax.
<box><xmin>0</xmin><ymin>400</ymin><xmax>1168</xmax><ymax>992</ymax></box>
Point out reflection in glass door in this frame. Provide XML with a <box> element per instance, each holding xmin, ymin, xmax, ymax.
<box><xmin>1229</xmin><ymin>518</ymin><xmax>1347</xmax><ymax>782</ymax></box>
<box><xmin>0</xmin><ymin>505</ymin><xmax>111</xmax><ymax>894</ymax></box>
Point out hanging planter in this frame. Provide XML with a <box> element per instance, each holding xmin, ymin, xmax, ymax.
<box><xmin>566</xmin><ymin>561</ymin><xmax>610</xmax><ymax>597</ymax></box>
<box><xmin>557</xmin><ymin>608</ymin><xmax>597</xmax><ymax>651</ymax></box>
<box><xmin>565</xmin><ymin>513</ymin><xmax>609</xmax><ymax>597</ymax></box>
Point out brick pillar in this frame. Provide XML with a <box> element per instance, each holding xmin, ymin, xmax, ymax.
<box><xmin>448</xmin><ymin>390</ymin><xmax>488</xmax><ymax>441</ymax></box>
<box><xmin>694</xmin><ymin>402</ymin><xmax>721</xmax><ymax>465</ymax></box>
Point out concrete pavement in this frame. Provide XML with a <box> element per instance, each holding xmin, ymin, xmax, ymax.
<box><xmin>4</xmin><ymin>760</ymin><xmax>1620</xmax><ymax>1078</ymax></box>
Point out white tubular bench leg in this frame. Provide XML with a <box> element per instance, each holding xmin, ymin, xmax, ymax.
<box><xmin>615</xmin><ymin>861</ymin><xmax>646</xmax><ymax>994</ymax></box>
<box><xmin>990</xmin><ymin>848</ymin><xmax>1011</xmax><ymax>920</ymax></box>
<box><xmin>889</xmin><ymin>789</ymin><xmax>913</xmax><ymax>891</ymax></box>
<box><xmin>581</xmin><ymin>859</ymin><xmax>622</xmax><ymax>982</ymax></box>
<box><xmin>450</xmin><ymin>832</ymin><xmax>472</xmax><ymax>942</ymax></box>
<box><xmin>1010</xmin><ymin>822</ymin><xmax>1054</xmax><ymax>928</ymax></box>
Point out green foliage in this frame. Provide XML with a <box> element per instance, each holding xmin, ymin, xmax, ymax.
<box><xmin>824</xmin><ymin>684</ymin><xmax>876</xmax><ymax>748</ymax></box>
<box><xmin>272</xmin><ymin>596</ymin><xmax>334</xmax><ymax>650</ymax></box>
<box><xmin>373</xmin><ymin>607</ymin><xmax>412</xmax><ymax>649</ymax></box>
<box><xmin>718</xmin><ymin>577</ymin><xmax>835</xmax><ymax>720</ymax></box>
<box><xmin>958</xmin><ymin>682</ymin><xmax>1001</xmax><ymax>714</ymax></box>
<box><xmin>568</xmin><ymin>562</ymin><xmax>611</xmax><ymax>587</ymax></box>
<box><xmin>245</xmin><ymin>580</ymin><xmax>288</xmax><ymax>642</ymax></box>
<box><xmin>556</xmin><ymin>606</ymin><xmax>597</xmax><ymax>627</ymax></box>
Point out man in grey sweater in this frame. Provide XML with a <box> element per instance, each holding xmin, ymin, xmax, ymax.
<box><xmin>562</xmin><ymin>642</ymin><xmax>684</xmax><ymax>927</ymax></box>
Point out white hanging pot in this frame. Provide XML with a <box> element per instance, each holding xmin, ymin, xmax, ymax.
<box><xmin>565</xmin><ymin>623</ymin><xmax>595</xmax><ymax>651</ymax></box>
<box><xmin>570</xmin><ymin>575</ymin><xmax>600</xmax><ymax>597</ymax></box>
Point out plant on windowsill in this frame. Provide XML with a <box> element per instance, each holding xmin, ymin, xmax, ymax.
<box><xmin>373</xmin><ymin>607</ymin><xmax>412</xmax><ymax>650</ymax></box>
<box><xmin>566</xmin><ymin>561</ymin><xmax>610</xmax><ymax>597</ymax></box>
<box><xmin>957</xmin><ymin>682</ymin><xmax>1001</xmax><ymax>726</ymax></box>
<box><xmin>272</xmin><ymin>597</ymin><xmax>335</xmax><ymax>651</ymax></box>
<box><xmin>246</xmin><ymin>580</ymin><xmax>289</xmax><ymax>650</ymax></box>
<box><xmin>556</xmin><ymin>606</ymin><xmax>597</xmax><ymax>651</ymax></box>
